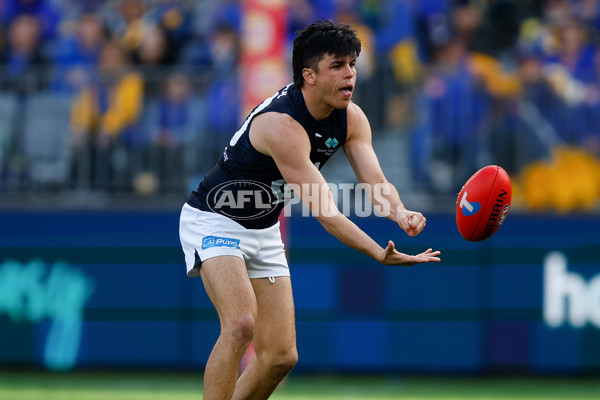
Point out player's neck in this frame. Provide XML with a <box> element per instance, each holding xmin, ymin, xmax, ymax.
<box><xmin>300</xmin><ymin>86</ymin><xmax>334</xmax><ymax>121</ymax></box>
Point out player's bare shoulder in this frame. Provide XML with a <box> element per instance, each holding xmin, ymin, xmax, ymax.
<box><xmin>250</xmin><ymin>112</ymin><xmax>310</xmax><ymax>157</ymax></box>
<box><xmin>347</xmin><ymin>101</ymin><xmax>367</xmax><ymax>119</ymax></box>
<box><xmin>345</xmin><ymin>101</ymin><xmax>371</xmax><ymax>142</ymax></box>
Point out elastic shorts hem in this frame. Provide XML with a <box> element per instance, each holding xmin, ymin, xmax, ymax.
<box><xmin>247</xmin><ymin>270</ymin><xmax>291</xmax><ymax>280</ymax></box>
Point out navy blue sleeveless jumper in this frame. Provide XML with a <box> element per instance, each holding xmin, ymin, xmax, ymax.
<box><xmin>187</xmin><ymin>83</ymin><xmax>348</xmax><ymax>229</ymax></box>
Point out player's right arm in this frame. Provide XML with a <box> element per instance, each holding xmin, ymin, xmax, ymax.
<box><xmin>249</xmin><ymin>112</ymin><xmax>440</xmax><ymax>266</ymax></box>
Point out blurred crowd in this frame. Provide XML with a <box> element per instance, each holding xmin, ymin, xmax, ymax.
<box><xmin>0</xmin><ymin>0</ymin><xmax>240</xmax><ymax>194</ymax></box>
<box><xmin>0</xmin><ymin>0</ymin><xmax>599</xmax><ymax>212</ymax></box>
<box><xmin>386</xmin><ymin>0</ymin><xmax>600</xmax><ymax>211</ymax></box>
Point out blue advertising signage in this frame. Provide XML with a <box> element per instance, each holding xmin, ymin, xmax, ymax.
<box><xmin>0</xmin><ymin>210</ymin><xmax>598</xmax><ymax>373</ymax></box>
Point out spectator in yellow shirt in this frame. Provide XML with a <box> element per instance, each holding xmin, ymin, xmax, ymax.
<box><xmin>70</xmin><ymin>39</ymin><xmax>144</xmax><ymax>189</ymax></box>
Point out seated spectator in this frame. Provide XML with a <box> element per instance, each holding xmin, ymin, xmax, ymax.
<box><xmin>51</xmin><ymin>12</ymin><xmax>108</xmax><ymax>93</ymax></box>
<box><xmin>192</xmin><ymin>0</ymin><xmax>241</xmax><ymax>38</ymax></box>
<box><xmin>512</xmin><ymin>51</ymin><xmax>562</xmax><ymax>164</ymax></box>
<box><xmin>411</xmin><ymin>38</ymin><xmax>490</xmax><ymax>194</ymax></box>
<box><xmin>180</xmin><ymin>22</ymin><xmax>239</xmax><ymax>156</ymax></box>
<box><xmin>287</xmin><ymin>0</ymin><xmax>318</xmax><ymax>43</ymax></box>
<box><xmin>542</xmin><ymin>20</ymin><xmax>598</xmax><ymax>145</ymax></box>
<box><xmin>110</xmin><ymin>0</ymin><xmax>152</xmax><ymax>56</ymax></box>
<box><xmin>70</xmin><ymin>40</ymin><xmax>144</xmax><ymax>190</ymax></box>
<box><xmin>152</xmin><ymin>0</ymin><xmax>193</xmax><ymax>64</ymax></box>
<box><xmin>147</xmin><ymin>72</ymin><xmax>205</xmax><ymax>147</ymax></box>
<box><xmin>133</xmin><ymin>24</ymin><xmax>169</xmax><ymax>66</ymax></box>
<box><xmin>130</xmin><ymin>24</ymin><xmax>171</xmax><ymax>97</ymax></box>
<box><xmin>0</xmin><ymin>14</ymin><xmax>48</xmax><ymax>95</ymax></box>
<box><xmin>1</xmin><ymin>0</ymin><xmax>60</xmax><ymax>40</ymax></box>
<box><xmin>204</xmin><ymin>23</ymin><xmax>240</xmax><ymax>154</ymax></box>
<box><xmin>143</xmin><ymin>72</ymin><xmax>207</xmax><ymax>192</ymax></box>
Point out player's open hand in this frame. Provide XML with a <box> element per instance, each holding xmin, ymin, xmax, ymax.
<box><xmin>379</xmin><ymin>240</ymin><xmax>441</xmax><ymax>266</ymax></box>
<box><xmin>397</xmin><ymin>210</ymin><xmax>426</xmax><ymax>237</ymax></box>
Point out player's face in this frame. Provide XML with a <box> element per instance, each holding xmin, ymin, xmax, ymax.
<box><xmin>313</xmin><ymin>53</ymin><xmax>356</xmax><ymax>109</ymax></box>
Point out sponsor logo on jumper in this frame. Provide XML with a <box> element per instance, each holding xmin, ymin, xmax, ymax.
<box><xmin>325</xmin><ymin>138</ymin><xmax>339</xmax><ymax>149</ymax></box>
<box><xmin>202</xmin><ymin>236</ymin><xmax>240</xmax><ymax>250</ymax></box>
<box><xmin>315</xmin><ymin>132</ymin><xmax>322</xmax><ymax>138</ymax></box>
<box><xmin>459</xmin><ymin>191</ymin><xmax>481</xmax><ymax>216</ymax></box>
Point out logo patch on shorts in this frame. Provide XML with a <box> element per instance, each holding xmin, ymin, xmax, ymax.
<box><xmin>202</xmin><ymin>236</ymin><xmax>240</xmax><ymax>250</ymax></box>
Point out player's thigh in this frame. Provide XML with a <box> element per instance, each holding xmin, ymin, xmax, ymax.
<box><xmin>250</xmin><ymin>276</ymin><xmax>296</xmax><ymax>352</ymax></box>
<box><xmin>200</xmin><ymin>255</ymin><xmax>257</xmax><ymax>324</ymax></box>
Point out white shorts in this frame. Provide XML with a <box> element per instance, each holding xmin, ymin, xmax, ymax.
<box><xmin>179</xmin><ymin>203</ymin><xmax>289</xmax><ymax>279</ymax></box>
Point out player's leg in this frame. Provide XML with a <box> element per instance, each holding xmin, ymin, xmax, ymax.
<box><xmin>232</xmin><ymin>276</ymin><xmax>297</xmax><ymax>400</ymax></box>
<box><xmin>199</xmin><ymin>255</ymin><xmax>258</xmax><ymax>400</ymax></box>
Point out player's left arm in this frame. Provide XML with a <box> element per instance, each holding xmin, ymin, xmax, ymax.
<box><xmin>343</xmin><ymin>102</ymin><xmax>426</xmax><ymax>237</ymax></box>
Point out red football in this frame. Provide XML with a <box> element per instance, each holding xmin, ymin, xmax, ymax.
<box><xmin>456</xmin><ymin>165</ymin><xmax>512</xmax><ymax>242</ymax></box>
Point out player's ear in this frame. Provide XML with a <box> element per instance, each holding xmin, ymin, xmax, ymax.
<box><xmin>302</xmin><ymin>68</ymin><xmax>316</xmax><ymax>86</ymax></box>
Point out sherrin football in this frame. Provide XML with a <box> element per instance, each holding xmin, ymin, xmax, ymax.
<box><xmin>456</xmin><ymin>165</ymin><xmax>512</xmax><ymax>242</ymax></box>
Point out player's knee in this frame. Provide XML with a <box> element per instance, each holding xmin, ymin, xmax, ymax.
<box><xmin>281</xmin><ymin>347</ymin><xmax>299</xmax><ymax>372</ymax></box>
<box><xmin>223</xmin><ymin>314</ymin><xmax>255</xmax><ymax>349</ymax></box>
<box><xmin>268</xmin><ymin>346</ymin><xmax>298</xmax><ymax>378</ymax></box>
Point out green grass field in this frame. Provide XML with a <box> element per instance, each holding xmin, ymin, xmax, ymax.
<box><xmin>1</xmin><ymin>371</ymin><xmax>599</xmax><ymax>400</ymax></box>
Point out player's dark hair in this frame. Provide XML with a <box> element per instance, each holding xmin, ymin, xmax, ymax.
<box><xmin>292</xmin><ymin>19</ymin><xmax>361</xmax><ymax>88</ymax></box>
